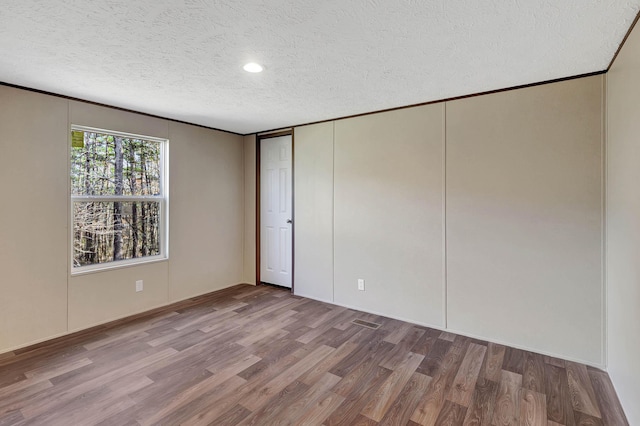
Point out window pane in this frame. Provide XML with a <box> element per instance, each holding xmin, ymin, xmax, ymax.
<box><xmin>71</xmin><ymin>131</ymin><xmax>161</xmax><ymax>196</ymax></box>
<box><xmin>73</xmin><ymin>201</ymin><xmax>161</xmax><ymax>267</ymax></box>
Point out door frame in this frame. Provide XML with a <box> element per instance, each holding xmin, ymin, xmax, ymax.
<box><xmin>256</xmin><ymin>130</ymin><xmax>295</xmax><ymax>291</ymax></box>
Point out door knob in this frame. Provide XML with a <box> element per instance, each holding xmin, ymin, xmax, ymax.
<box><xmin>286</xmin><ymin>219</ymin><xmax>292</xmax><ymax>224</ymax></box>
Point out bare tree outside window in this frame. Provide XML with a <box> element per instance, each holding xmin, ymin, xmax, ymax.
<box><xmin>70</xmin><ymin>128</ymin><xmax>166</xmax><ymax>269</ymax></box>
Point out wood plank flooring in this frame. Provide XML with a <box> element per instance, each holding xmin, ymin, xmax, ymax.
<box><xmin>0</xmin><ymin>284</ymin><xmax>628</xmax><ymax>425</ymax></box>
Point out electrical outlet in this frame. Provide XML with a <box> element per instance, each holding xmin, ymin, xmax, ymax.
<box><xmin>357</xmin><ymin>279</ymin><xmax>365</xmax><ymax>291</ymax></box>
<box><xmin>136</xmin><ymin>280</ymin><xmax>143</xmax><ymax>292</ymax></box>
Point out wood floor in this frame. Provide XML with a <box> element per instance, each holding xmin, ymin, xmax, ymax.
<box><xmin>0</xmin><ymin>284</ymin><xmax>628</xmax><ymax>426</ymax></box>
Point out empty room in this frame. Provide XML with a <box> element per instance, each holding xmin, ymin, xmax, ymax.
<box><xmin>1</xmin><ymin>1</ymin><xmax>640</xmax><ymax>425</ymax></box>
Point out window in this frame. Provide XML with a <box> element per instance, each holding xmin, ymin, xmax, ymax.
<box><xmin>70</xmin><ymin>126</ymin><xmax>168</xmax><ymax>272</ymax></box>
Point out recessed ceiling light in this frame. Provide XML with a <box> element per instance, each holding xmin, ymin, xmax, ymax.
<box><xmin>243</xmin><ymin>62</ymin><xmax>263</xmax><ymax>73</ymax></box>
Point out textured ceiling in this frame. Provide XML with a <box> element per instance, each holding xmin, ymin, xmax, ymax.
<box><xmin>1</xmin><ymin>1</ymin><xmax>639</xmax><ymax>134</ymax></box>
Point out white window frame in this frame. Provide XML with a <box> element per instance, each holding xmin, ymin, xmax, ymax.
<box><xmin>70</xmin><ymin>125</ymin><xmax>169</xmax><ymax>275</ymax></box>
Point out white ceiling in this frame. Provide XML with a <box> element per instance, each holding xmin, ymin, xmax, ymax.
<box><xmin>1</xmin><ymin>1</ymin><xmax>639</xmax><ymax>135</ymax></box>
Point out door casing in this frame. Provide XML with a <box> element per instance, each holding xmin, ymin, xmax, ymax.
<box><xmin>256</xmin><ymin>130</ymin><xmax>294</xmax><ymax>291</ymax></box>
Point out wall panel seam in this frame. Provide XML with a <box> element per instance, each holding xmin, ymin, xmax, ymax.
<box><xmin>442</xmin><ymin>102</ymin><xmax>448</xmax><ymax>329</ymax></box>
<box><xmin>242</xmin><ymin>136</ymin><xmax>246</xmax><ymax>283</ymax></box>
<box><xmin>66</xmin><ymin>99</ymin><xmax>71</xmax><ymax>334</ymax></box>
<box><xmin>602</xmin><ymin>75</ymin><xmax>608</xmax><ymax>368</ymax></box>
<box><xmin>332</xmin><ymin>121</ymin><xmax>336</xmax><ymax>303</ymax></box>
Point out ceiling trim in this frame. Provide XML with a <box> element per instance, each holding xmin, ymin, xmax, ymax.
<box><xmin>0</xmin><ymin>81</ymin><xmax>244</xmax><ymax>137</ymax></box>
<box><xmin>256</xmin><ymin>130</ymin><xmax>293</xmax><ymax>139</ymax></box>
<box><xmin>254</xmin><ymin>70</ymin><xmax>607</xmax><ymax>136</ymax></box>
<box><xmin>1</xmin><ymin>70</ymin><xmax>609</xmax><ymax>138</ymax></box>
<box><xmin>607</xmin><ymin>8</ymin><xmax>640</xmax><ymax>71</ymax></box>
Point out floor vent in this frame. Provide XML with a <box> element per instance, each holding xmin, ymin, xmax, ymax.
<box><xmin>351</xmin><ymin>319</ymin><xmax>381</xmax><ymax>330</ymax></box>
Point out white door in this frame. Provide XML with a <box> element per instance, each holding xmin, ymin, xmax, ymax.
<box><xmin>260</xmin><ymin>135</ymin><xmax>293</xmax><ymax>288</ymax></box>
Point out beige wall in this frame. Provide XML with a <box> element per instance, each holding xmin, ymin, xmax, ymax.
<box><xmin>70</xmin><ymin>100</ymin><xmax>169</xmax><ymax>138</ymax></box>
<box><xmin>69</xmin><ymin>262</ymin><xmax>169</xmax><ymax>330</ymax></box>
<box><xmin>333</xmin><ymin>105</ymin><xmax>446</xmax><ymax>326</ymax></box>
<box><xmin>607</xmin><ymin>19</ymin><xmax>640</xmax><ymax>424</ymax></box>
<box><xmin>168</xmin><ymin>122</ymin><xmax>244</xmax><ymax>302</ymax></box>
<box><xmin>446</xmin><ymin>76</ymin><xmax>604</xmax><ymax>365</ymax></box>
<box><xmin>0</xmin><ymin>86</ymin><xmax>69</xmax><ymax>350</ymax></box>
<box><xmin>293</xmin><ymin>106</ymin><xmax>446</xmax><ymax>326</ymax></box>
<box><xmin>293</xmin><ymin>78</ymin><xmax>604</xmax><ymax>365</ymax></box>
<box><xmin>0</xmin><ymin>86</ymin><xmax>245</xmax><ymax>353</ymax></box>
<box><xmin>293</xmin><ymin>122</ymin><xmax>334</xmax><ymax>302</ymax></box>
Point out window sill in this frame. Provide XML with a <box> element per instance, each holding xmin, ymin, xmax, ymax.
<box><xmin>70</xmin><ymin>256</ymin><xmax>169</xmax><ymax>277</ymax></box>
